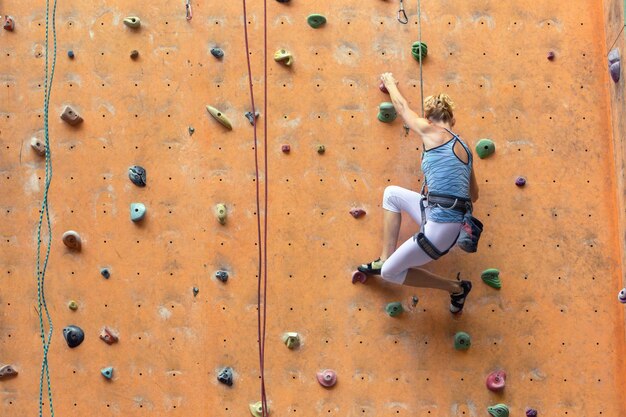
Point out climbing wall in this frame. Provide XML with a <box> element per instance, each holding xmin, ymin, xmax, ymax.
<box><xmin>1</xmin><ymin>0</ymin><xmax>626</xmax><ymax>416</ymax></box>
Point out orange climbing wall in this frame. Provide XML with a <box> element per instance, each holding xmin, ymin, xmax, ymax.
<box><xmin>1</xmin><ymin>0</ymin><xmax>625</xmax><ymax>416</ymax></box>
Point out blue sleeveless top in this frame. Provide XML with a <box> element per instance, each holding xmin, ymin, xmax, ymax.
<box><xmin>421</xmin><ymin>128</ymin><xmax>473</xmax><ymax>223</ymax></box>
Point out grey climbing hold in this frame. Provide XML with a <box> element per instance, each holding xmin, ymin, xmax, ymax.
<box><xmin>274</xmin><ymin>49</ymin><xmax>294</xmax><ymax>66</ymax></box>
<box><xmin>454</xmin><ymin>332</ymin><xmax>471</xmax><ymax>350</ymax></box>
<box><xmin>188</xmin><ymin>126</ymin><xmax>195</xmax><ymax>136</ymax></box>
<box><xmin>130</xmin><ymin>50</ymin><xmax>139</xmax><ymax>60</ymax></box>
<box><xmin>217</xmin><ymin>367</ymin><xmax>233</xmax><ymax>386</ymax></box>
<box><xmin>215</xmin><ymin>203</ymin><xmax>227</xmax><ymax>224</ymax></box>
<box><xmin>193</xmin><ymin>287</ymin><xmax>199</xmax><ymax>296</ymax></box>
<box><xmin>128</xmin><ymin>165</ymin><xmax>147</xmax><ymax>187</ymax></box>
<box><xmin>62</xmin><ymin>231</ymin><xmax>82</xmax><ymax>250</ymax></box>
<box><xmin>385</xmin><ymin>302</ymin><xmax>404</xmax><ymax>317</ymax></box>
<box><xmin>206</xmin><ymin>105</ymin><xmax>233</xmax><ymax>130</ymax></box>
<box><xmin>283</xmin><ymin>332</ymin><xmax>300</xmax><ymax>349</ymax></box>
<box><xmin>245</xmin><ymin>111</ymin><xmax>260</xmax><ymax>125</ymax></box>
<box><xmin>378</xmin><ymin>102</ymin><xmax>397</xmax><ymax>123</ymax></box>
<box><xmin>101</xmin><ymin>366</ymin><xmax>114</xmax><ymax>379</ymax></box>
<box><xmin>609</xmin><ymin>48</ymin><xmax>620</xmax><ymax>83</ymax></box>
<box><xmin>63</xmin><ymin>325</ymin><xmax>85</xmax><ymax>348</ymax></box>
<box><xmin>101</xmin><ymin>268</ymin><xmax>111</xmax><ymax>279</ymax></box>
<box><xmin>317</xmin><ymin>145</ymin><xmax>326</xmax><ymax>154</ymax></box>
<box><xmin>68</xmin><ymin>50</ymin><xmax>75</xmax><ymax>59</ymax></box>
<box><xmin>475</xmin><ymin>139</ymin><xmax>495</xmax><ymax>159</ymax></box>
<box><xmin>130</xmin><ymin>203</ymin><xmax>146</xmax><ymax>222</ymax></box>
<box><xmin>123</xmin><ymin>16</ymin><xmax>141</xmax><ymax>28</ymax></box>
<box><xmin>215</xmin><ymin>270</ymin><xmax>229</xmax><ymax>283</ymax></box>
<box><xmin>307</xmin><ymin>14</ymin><xmax>327</xmax><ymax>28</ymax></box>
<box><xmin>60</xmin><ymin>106</ymin><xmax>83</xmax><ymax>126</ymax></box>
<box><xmin>30</xmin><ymin>137</ymin><xmax>46</xmax><ymax>156</ymax></box>
<box><xmin>249</xmin><ymin>401</ymin><xmax>268</xmax><ymax>417</ymax></box>
<box><xmin>68</xmin><ymin>300</ymin><xmax>79</xmax><ymax>311</ymax></box>
<box><xmin>211</xmin><ymin>47</ymin><xmax>224</xmax><ymax>59</ymax></box>
<box><xmin>100</xmin><ymin>327</ymin><xmax>119</xmax><ymax>345</ymax></box>
<box><xmin>0</xmin><ymin>364</ymin><xmax>18</xmax><ymax>379</ymax></box>
<box><xmin>487</xmin><ymin>404</ymin><xmax>509</xmax><ymax>417</ymax></box>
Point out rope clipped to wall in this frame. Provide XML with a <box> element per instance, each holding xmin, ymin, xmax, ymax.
<box><xmin>36</xmin><ymin>0</ymin><xmax>59</xmax><ymax>415</ymax></box>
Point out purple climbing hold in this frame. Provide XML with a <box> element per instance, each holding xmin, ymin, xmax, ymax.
<box><xmin>618</xmin><ymin>288</ymin><xmax>626</xmax><ymax>303</ymax></box>
<box><xmin>608</xmin><ymin>48</ymin><xmax>620</xmax><ymax>83</ymax></box>
<box><xmin>515</xmin><ymin>177</ymin><xmax>526</xmax><ymax>187</ymax></box>
<box><xmin>281</xmin><ymin>144</ymin><xmax>291</xmax><ymax>153</ymax></box>
<box><xmin>525</xmin><ymin>408</ymin><xmax>538</xmax><ymax>417</ymax></box>
<box><xmin>547</xmin><ymin>51</ymin><xmax>555</xmax><ymax>61</ymax></box>
<box><xmin>350</xmin><ymin>208</ymin><xmax>366</xmax><ymax>218</ymax></box>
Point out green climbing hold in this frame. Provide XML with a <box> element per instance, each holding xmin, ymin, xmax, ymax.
<box><xmin>454</xmin><ymin>332</ymin><xmax>471</xmax><ymax>350</ymax></box>
<box><xmin>249</xmin><ymin>401</ymin><xmax>269</xmax><ymax>417</ymax></box>
<box><xmin>130</xmin><ymin>203</ymin><xmax>146</xmax><ymax>222</ymax></box>
<box><xmin>274</xmin><ymin>49</ymin><xmax>294</xmax><ymax>66</ymax></box>
<box><xmin>378</xmin><ymin>102</ymin><xmax>397</xmax><ymax>123</ymax></box>
<box><xmin>385</xmin><ymin>302</ymin><xmax>404</xmax><ymax>317</ymax></box>
<box><xmin>307</xmin><ymin>14</ymin><xmax>327</xmax><ymax>28</ymax></box>
<box><xmin>206</xmin><ymin>105</ymin><xmax>233</xmax><ymax>130</ymax></box>
<box><xmin>487</xmin><ymin>404</ymin><xmax>509</xmax><ymax>417</ymax></box>
<box><xmin>68</xmin><ymin>300</ymin><xmax>78</xmax><ymax>311</ymax></box>
<box><xmin>101</xmin><ymin>366</ymin><xmax>114</xmax><ymax>379</ymax></box>
<box><xmin>481</xmin><ymin>268</ymin><xmax>501</xmax><ymax>289</ymax></box>
<box><xmin>411</xmin><ymin>41</ymin><xmax>428</xmax><ymax>61</ymax></box>
<box><xmin>123</xmin><ymin>16</ymin><xmax>141</xmax><ymax>28</ymax></box>
<box><xmin>215</xmin><ymin>204</ymin><xmax>227</xmax><ymax>225</ymax></box>
<box><xmin>476</xmin><ymin>139</ymin><xmax>495</xmax><ymax>159</ymax></box>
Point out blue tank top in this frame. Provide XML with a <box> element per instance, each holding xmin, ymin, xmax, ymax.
<box><xmin>421</xmin><ymin>128</ymin><xmax>472</xmax><ymax>223</ymax></box>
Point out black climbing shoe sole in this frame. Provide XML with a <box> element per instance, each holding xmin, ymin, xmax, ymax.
<box><xmin>358</xmin><ymin>259</ymin><xmax>382</xmax><ymax>275</ymax></box>
<box><xmin>450</xmin><ymin>280</ymin><xmax>472</xmax><ymax>314</ymax></box>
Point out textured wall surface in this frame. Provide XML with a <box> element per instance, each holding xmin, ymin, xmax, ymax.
<box><xmin>1</xmin><ymin>0</ymin><xmax>625</xmax><ymax>416</ymax></box>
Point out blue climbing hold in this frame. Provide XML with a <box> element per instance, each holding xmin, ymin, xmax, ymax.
<box><xmin>68</xmin><ymin>50</ymin><xmax>75</xmax><ymax>59</ymax></box>
<box><xmin>101</xmin><ymin>366</ymin><xmax>114</xmax><ymax>379</ymax></box>
<box><xmin>101</xmin><ymin>268</ymin><xmax>111</xmax><ymax>279</ymax></box>
<box><xmin>130</xmin><ymin>203</ymin><xmax>146</xmax><ymax>222</ymax></box>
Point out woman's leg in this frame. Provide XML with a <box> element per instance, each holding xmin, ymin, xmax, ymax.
<box><xmin>380</xmin><ymin>186</ymin><xmax>425</xmax><ymax>261</ymax></box>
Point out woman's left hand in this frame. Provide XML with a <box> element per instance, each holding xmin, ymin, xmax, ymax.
<box><xmin>380</xmin><ymin>72</ymin><xmax>398</xmax><ymax>87</ymax></box>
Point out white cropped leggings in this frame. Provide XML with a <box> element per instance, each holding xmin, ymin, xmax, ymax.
<box><xmin>381</xmin><ymin>186</ymin><xmax>462</xmax><ymax>284</ymax></box>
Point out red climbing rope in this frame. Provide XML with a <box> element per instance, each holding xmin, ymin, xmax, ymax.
<box><xmin>242</xmin><ymin>0</ymin><xmax>269</xmax><ymax>415</ymax></box>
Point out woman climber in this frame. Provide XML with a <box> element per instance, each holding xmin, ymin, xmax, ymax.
<box><xmin>359</xmin><ymin>72</ymin><xmax>479</xmax><ymax>314</ymax></box>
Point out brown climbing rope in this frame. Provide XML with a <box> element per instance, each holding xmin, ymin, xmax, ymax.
<box><xmin>242</xmin><ymin>0</ymin><xmax>269</xmax><ymax>415</ymax></box>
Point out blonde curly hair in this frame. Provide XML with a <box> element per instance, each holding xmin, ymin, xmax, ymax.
<box><xmin>424</xmin><ymin>93</ymin><xmax>455</xmax><ymax>124</ymax></box>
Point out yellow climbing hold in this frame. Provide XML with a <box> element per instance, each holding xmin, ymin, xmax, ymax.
<box><xmin>123</xmin><ymin>16</ymin><xmax>141</xmax><ymax>28</ymax></box>
<box><xmin>215</xmin><ymin>204</ymin><xmax>227</xmax><ymax>225</ymax></box>
<box><xmin>274</xmin><ymin>49</ymin><xmax>294</xmax><ymax>66</ymax></box>
<box><xmin>206</xmin><ymin>106</ymin><xmax>233</xmax><ymax>130</ymax></box>
<box><xmin>249</xmin><ymin>401</ymin><xmax>269</xmax><ymax>417</ymax></box>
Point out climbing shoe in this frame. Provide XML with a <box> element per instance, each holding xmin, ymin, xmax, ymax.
<box><xmin>358</xmin><ymin>258</ymin><xmax>384</xmax><ymax>275</ymax></box>
<box><xmin>450</xmin><ymin>275</ymin><xmax>472</xmax><ymax>314</ymax></box>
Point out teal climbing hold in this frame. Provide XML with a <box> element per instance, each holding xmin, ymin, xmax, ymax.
<box><xmin>385</xmin><ymin>302</ymin><xmax>404</xmax><ymax>317</ymax></box>
<box><xmin>378</xmin><ymin>102</ymin><xmax>397</xmax><ymax>123</ymax></box>
<box><xmin>454</xmin><ymin>332</ymin><xmax>471</xmax><ymax>350</ymax></box>
<box><xmin>101</xmin><ymin>366</ymin><xmax>114</xmax><ymax>379</ymax></box>
<box><xmin>488</xmin><ymin>404</ymin><xmax>510</xmax><ymax>417</ymax></box>
<box><xmin>476</xmin><ymin>139</ymin><xmax>495</xmax><ymax>159</ymax></box>
<box><xmin>411</xmin><ymin>41</ymin><xmax>428</xmax><ymax>61</ymax></box>
<box><xmin>481</xmin><ymin>268</ymin><xmax>501</xmax><ymax>289</ymax></box>
<box><xmin>307</xmin><ymin>14</ymin><xmax>327</xmax><ymax>28</ymax></box>
<box><xmin>130</xmin><ymin>203</ymin><xmax>146</xmax><ymax>222</ymax></box>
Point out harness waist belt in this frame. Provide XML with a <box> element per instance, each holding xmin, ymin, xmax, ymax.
<box><xmin>427</xmin><ymin>193</ymin><xmax>469</xmax><ymax>213</ymax></box>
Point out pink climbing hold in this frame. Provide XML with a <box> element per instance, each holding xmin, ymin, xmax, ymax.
<box><xmin>547</xmin><ymin>51</ymin><xmax>555</xmax><ymax>61</ymax></box>
<box><xmin>99</xmin><ymin>327</ymin><xmax>119</xmax><ymax>345</ymax></box>
<box><xmin>486</xmin><ymin>370</ymin><xmax>506</xmax><ymax>392</ymax></box>
<box><xmin>379</xmin><ymin>81</ymin><xmax>389</xmax><ymax>94</ymax></box>
<box><xmin>316</xmin><ymin>369</ymin><xmax>337</xmax><ymax>388</ymax></box>
<box><xmin>351</xmin><ymin>270</ymin><xmax>367</xmax><ymax>284</ymax></box>
<box><xmin>350</xmin><ymin>208</ymin><xmax>366</xmax><ymax>218</ymax></box>
<box><xmin>281</xmin><ymin>144</ymin><xmax>291</xmax><ymax>153</ymax></box>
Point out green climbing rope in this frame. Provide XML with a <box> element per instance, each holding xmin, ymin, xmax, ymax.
<box><xmin>36</xmin><ymin>0</ymin><xmax>58</xmax><ymax>415</ymax></box>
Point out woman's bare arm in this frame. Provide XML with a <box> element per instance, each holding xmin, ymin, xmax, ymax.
<box><xmin>381</xmin><ymin>72</ymin><xmax>433</xmax><ymax>136</ymax></box>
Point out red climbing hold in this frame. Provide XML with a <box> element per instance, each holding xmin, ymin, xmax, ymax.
<box><xmin>99</xmin><ymin>327</ymin><xmax>119</xmax><ymax>345</ymax></box>
<box><xmin>3</xmin><ymin>16</ymin><xmax>15</xmax><ymax>31</ymax></box>
<box><xmin>351</xmin><ymin>270</ymin><xmax>367</xmax><ymax>284</ymax></box>
<box><xmin>547</xmin><ymin>51</ymin><xmax>555</xmax><ymax>61</ymax></box>
<box><xmin>486</xmin><ymin>370</ymin><xmax>506</xmax><ymax>392</ymax></box>
<box><xmin>350</xmin><ymin>208</ymin><xmax>366</xmax><ymax>218</ymax></box>
<box><xmin>281</xmin><ymin>144</ymin><xmax>291</xmax><ymax>153</ymax></box>
<box><xmin>379</xmin><ymin>81</ymin><xmax>389</xmax><ymax>94</ymax></box>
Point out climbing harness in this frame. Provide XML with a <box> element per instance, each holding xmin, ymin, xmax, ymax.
<box><xmin>185</xmin><ymin>0</ymin><xmax>193</xmax><ymax>20</ymax></box>
<box><xmin>397</xmin><ymin>0</ymin><xmax>408</xmax><ymax>24</ymax></box>
<box><xmin>242</xmin><ymin>0</ymin><xmax>269</xmax><ymax>415</ymax></box>
<box><xmin>36</xmin><ymin>0</ymin><xmax>59</xmax><ymax>415</ymax></box>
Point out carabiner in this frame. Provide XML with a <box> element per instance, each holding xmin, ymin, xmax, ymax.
<box><xmin>185</xmin><ymin>0</ymin><xmax>193</xmax><ymax>21</ymax></box>
<box><xmin>397</xmin><ymin>0</ymin><xmax>408</xmax><ymax>24</ymax></box>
